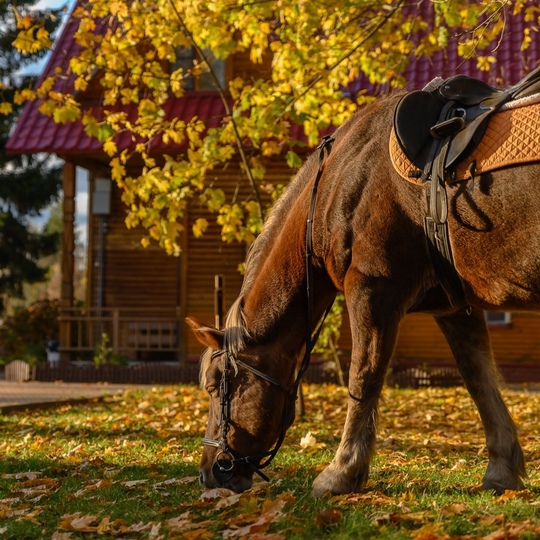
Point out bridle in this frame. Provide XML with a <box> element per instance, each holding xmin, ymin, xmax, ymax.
<box><xmin>202</xmin><ymin>346</ymin><xmax>298</xmax><ymax>483</ymax></box>
<box><xmin>202</xmin><ymin>135</ymin><xmax>335</xmax><ymax>484</ymax></box>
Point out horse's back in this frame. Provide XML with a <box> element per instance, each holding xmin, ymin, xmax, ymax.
<box><xmin>318</xmin><ymin>94</ymin><xmax>432</xmax><ymax>292</ymax></box>
<box><xmin>319</xmin><ymin>93</ymin><xmax>540</xmax><ymax>312</ymax></box>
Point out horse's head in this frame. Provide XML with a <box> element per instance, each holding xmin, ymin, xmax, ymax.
<box><xmin>187</xmin><ymin>317</ymin><xmax>297</xmax><ymax>493</ymax></box>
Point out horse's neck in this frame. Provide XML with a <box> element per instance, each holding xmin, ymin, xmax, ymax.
<box><xmin>241</xmin><ymin>214</ymin><xmax>334</xmax><ymax>359</ymax></box>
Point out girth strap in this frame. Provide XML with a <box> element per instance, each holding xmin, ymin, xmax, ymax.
<box><xmin>423</xmin><ymin>103</ymin><xmax>467</xmax><ymax>309</ymax></box>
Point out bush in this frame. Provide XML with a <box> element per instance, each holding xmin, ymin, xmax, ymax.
<box><xmin>0</xmin><ymin>299</ymin><xmax>59</xmax><ymax>365</ymax></box>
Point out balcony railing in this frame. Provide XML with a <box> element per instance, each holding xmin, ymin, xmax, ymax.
<box><xmin>59</xmin><ymin>307</ymin><xmax>181</xmax><ymax>361</ymax></box>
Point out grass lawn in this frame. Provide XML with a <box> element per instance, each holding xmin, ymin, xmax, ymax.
<box><xmin>1</xmin><ymin>383</ymin><xmax>540</xmax><ymax>538</ymax></box>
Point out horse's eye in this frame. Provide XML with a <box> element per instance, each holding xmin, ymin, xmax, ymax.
<box><xmin>206</xmin><ymin>385</ymin><xmax>219</xmax><ymax>398</ymax></box>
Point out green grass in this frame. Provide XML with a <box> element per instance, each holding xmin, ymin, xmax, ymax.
<box><xmin>1</xmin><ymin>384</ymin><xmax>540</xmax><ymax>538</ymax></box>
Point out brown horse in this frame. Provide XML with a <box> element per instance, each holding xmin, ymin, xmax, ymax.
<box><xmin>187</xmin><ymin>90</ymin><xmax>538</xmax><ymax>496</ymax></box>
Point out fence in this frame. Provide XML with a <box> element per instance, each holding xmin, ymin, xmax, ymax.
<box><xmin>31</xmin><ymin>359</ymin><xmax>343</xmax><ymax>385</ymax></box>
<box><xmin>6</xmin><ymin>358</ymin><xmax>540</xmax><ymax>387</ymax></box>
<box><xmin>389</xmin><ymin>361</ymin><xmax>540</xmax><ymax>387</ymax></box>
<box><xmin>34</xmin><ymin>362</ymin><xmax>199</xmax><ymax>384</ymax></box>
<box><xmin>5</xmin><ymin>360</ymin><xmax>32</xmax><ymax>382</ymax></box>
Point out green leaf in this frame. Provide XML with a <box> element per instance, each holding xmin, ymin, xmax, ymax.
<box><xmin>286</xmin><ymin>150</ymin><xmax>303</xmax><ymax>169</ymax></box>
<box><xmin>97</xmin><ymin>124</ymin><xmax>115</xmax><ymax>143</ymax></box>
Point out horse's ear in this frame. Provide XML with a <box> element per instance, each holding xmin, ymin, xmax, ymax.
<box><xmin>186</xmin><ymin>317</ymin><xmax>224</xmax><ymax>350</ymax></box>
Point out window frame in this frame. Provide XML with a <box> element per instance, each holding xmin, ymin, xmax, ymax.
<box><xmin>485</xmin><ymin>311</ymin><xmax>512</xmax><ymax>327</ymax></box>
<box><xmin>171</xmin><ymin>47</ymin><xmax>227</xmax><ymax>91</ymax></box>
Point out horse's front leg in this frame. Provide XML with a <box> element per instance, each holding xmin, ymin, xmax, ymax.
<box><xmin>312</xmin><ymin>278</ymin><xmax>400</xmax><ymax>497</ymax></box>
<box><xmin>435</xmin><ymin>308</ymin><xmax>525</xmax><ymax>493</ymax></box>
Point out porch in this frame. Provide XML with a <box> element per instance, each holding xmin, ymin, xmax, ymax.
<box><xmin>58</xmin><ymin>306</ymin><xmax>184</xmax><ymax>363</ymax></box>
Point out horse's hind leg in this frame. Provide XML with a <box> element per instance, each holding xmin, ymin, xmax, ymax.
<box><xmin>435</xmin><ymin>308</ymin><xmax>525</xmax><ymax>494</ymax></box>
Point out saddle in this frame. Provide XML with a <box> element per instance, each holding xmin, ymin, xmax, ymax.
<box><xmin>394</xmin><ymin>65</ymin><xmax>540</xmax><ymax>175</ymax></box>
<box><xmin>393</xmin><ymin>65</ymin><xmax>540</xmax><ymax>310</ymax></box>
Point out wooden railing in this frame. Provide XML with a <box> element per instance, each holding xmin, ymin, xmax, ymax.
<box><xmin>59</xmin><ymin>307</ymin><xmax>181</xmax><ymax>361</ymax></box>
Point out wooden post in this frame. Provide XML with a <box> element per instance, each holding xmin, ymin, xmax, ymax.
<box><xmin>59</xmin><ymin>162</ymin><xmax>76</xmax><ymax>364</ymax></box>
<box><xmin>112</xmin><ymin>308</ymin><xmax>119</xmax><ymax>353</ymax></box>
<box><xmin>214</xmin><ymin>274</ymin><xmax>223</xmax><ymax>329</ymax></box>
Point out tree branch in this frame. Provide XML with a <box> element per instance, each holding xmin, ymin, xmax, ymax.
<box><xmin>167</xmin><ymin>0</ymin><xmax>265</xmax><ymax>224</ymax></box>
<box><xmin>282</xmin><ymin>0</ymin><xmax>406</xmax><ymax>117</ymax></box>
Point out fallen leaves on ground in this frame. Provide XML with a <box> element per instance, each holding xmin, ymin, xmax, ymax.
<box><xmin>1</xmin><ymin>384</ymin><xmax>540</xmax><ymax>538</ymax></box>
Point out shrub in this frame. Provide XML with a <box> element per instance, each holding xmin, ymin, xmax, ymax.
<box><xmin>0</xmin><ymin>299</ymin><xmax>59</xmax><ymax>365</ymax></box>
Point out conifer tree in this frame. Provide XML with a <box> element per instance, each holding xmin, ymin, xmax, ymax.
<box><xmin>0</xmin><ymin>0</ymin><xmax>64</xmax><ymax>311</ymax></box>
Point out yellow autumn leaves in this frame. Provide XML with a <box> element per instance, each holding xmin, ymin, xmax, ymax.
<box><xmin>12</xmin><ymin>6</ymin><xmax>52</xmax><ymax>55</ymax></box>
<box><xmin>4</xmin><ymin>1</ymin><xmax>537</xmax><ymax>255</ymax></box>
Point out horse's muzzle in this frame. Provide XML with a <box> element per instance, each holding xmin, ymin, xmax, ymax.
<box><xmin>199</xmin><ymin>462</ymin><xmax>254</xmax><ymax>493</ymax></box>
<box><xmin>212</xmin><ymin>455</ymin><xmax>235</xmax><ymax>483</ymax></box>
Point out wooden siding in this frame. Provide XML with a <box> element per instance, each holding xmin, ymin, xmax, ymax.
<box><xmin>184</xmin><ymin>202</ymin><xmax>246</xmax><ymax>357</ymax></box>
<box><xmin>89</xmin><ymin>184</ymin><xmax>180</xmax><ymax>311</ymax></box>
<box><xmin>75</xmin><ymin>49</ymin><xmax>540</xmax><ymax>367</ymax></box>
<box><xmin>489</xmin><ymin>313</ymin><xmax>540</xmax><ymax>362</ymax></box>
<box><xmin>81</xmin><ymin>171</ymin><xmax>540</xmax><ymax>366</ymax></box>
<box><xmin>394</xmin><ymin>312</ymin><xmax>540</xmax><ymax>365</ymax></box>
<box><xmin>83</xmin><ymin>165</ymin><xmax>540</xmax><ymax>366</ymax></box>
<box><xmin>394</xmin><ymin>314</ymin><xmax>452</xmax><ymax>363</ymax></box>
<box><xmin>183</xmin><ymin>158</ymin><xmax>296</xmax><ymax>356</ymax></box>
<box><xmin>86</xmin><ymin>158</ymin><xmax>300</xmax><ymax>360</ymax></box>
<box><xmin>230</xmin><ymin>50</ymin><xmax>273</xmax><ymax>81</ymax></box>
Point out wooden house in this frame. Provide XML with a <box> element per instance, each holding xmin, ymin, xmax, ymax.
<box><xmin>7</xmin><ymin>3</ymin><xmax>540</xmax><ymax>378</ymax></box>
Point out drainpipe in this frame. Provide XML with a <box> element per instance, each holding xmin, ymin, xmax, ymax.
<box><xmin>92</xmin><ymin>178</ymin><xmax>111</xmax><ymax>342</ymax></box>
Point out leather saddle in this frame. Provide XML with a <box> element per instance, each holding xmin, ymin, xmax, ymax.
<box><xmin>393</xmin><ymin>65</ymin><xmax>540</xmax><ymax>311</ymax></box>
<box><xmin>394</xmin><ymin>64</ymin><xmax>540</xmax><ymax>175</ymax></box>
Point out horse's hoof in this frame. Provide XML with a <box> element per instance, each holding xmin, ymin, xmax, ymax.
<box><xmin>311</xmin><ymin>467</ymin><xmax>364</xmax><ymax>497</ymax></box>
<box><xmin>482</xmin><ymin>477</ymin><xmax>524</xmax><ymax>495</ymax></box>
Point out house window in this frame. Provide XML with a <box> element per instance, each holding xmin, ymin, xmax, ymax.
<box><xmin>485</xmin><ymin>311</ymin><xmax>512</xmax><ymax>326</ymax></box>
<box><xmin>172</xmin><ymin>47</ymin><xmax>226</xmax><ymax>91</ymax></box>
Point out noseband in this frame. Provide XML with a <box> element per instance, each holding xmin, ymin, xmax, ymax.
<box><xmin>202</xmin><ymin>135</ymin><xmax>335</xmax><ymax>484</ymax></box>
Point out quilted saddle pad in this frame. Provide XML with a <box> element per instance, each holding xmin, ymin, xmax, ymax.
<box><xmin>389</xmin><ymin>100</ymin><xmax>540</xmax><ymax>185</ymax></box>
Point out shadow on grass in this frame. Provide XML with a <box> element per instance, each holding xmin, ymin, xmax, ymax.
<box><xmin>0</xmin><ymin>456</ymin><xmax>204</xmax><ymax>538</ymax></box>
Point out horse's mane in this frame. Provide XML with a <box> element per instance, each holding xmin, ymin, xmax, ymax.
<box><xmin>222</xmin><ymin>149</ymin><xmax>321</xmax><ymax>356</ymax></box>
<box><xmin>198</xmin><ymin>154</ymin><xmax>322</xmax><ymax>383</ymax></box>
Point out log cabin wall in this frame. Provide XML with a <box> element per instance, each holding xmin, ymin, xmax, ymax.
<box><xmin>230</xmin><ymin>50</ymin><xmax>273</xmax><ymax>81</ymax></box>
<box><xmin>89</xmin><ymin>181</ymin><xmax>181</xmax><ymax>312</ymax></box>
<box><xmin>69</xmin><ymin>51</ymin><xmax>540</xmax><ymax>367</ymax></box>
<box><xmin>86</xmin><ymin>156</ymin><xmax>300</xmax><ymax>361</ymax></box>
<box><xmin>82</xmin><ymin>149</ymin><xmax>540</xmax><ymax>366</ymax></box>
<box><xmin>334</xmin><ymin>312</ymin><xmax>540</xmax><ymax>370</ymax></box>
<box><xmin>394</xmin><ymin>312</ymin><xmax>540</xmax><ymax>364</ymax></box>
<box><xmin>10</xmin><ymin>5</ymin><xmax>540</xmax><ymax>371</ymax></box>
<box><xmin>183</xmin><ymin>157</ymin><xmax>297</xmax><ymax>357</ymax></box>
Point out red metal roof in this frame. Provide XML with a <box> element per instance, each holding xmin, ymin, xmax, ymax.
<box><xmin>7</xmin><ymin>4</ymin><xmax>540</xmax><ymax>155</ymax></box>
<box><xmin>6</xmin><ymin>5</ymin><xmax>228</xmax><ymax>155</ymax></box>
<box><xmin>348</xmin><ymin>2</ymin><xmax>540</xmax><ymax>96</ymax></box>
<box><xmin>6</xmin><ymin>91</ymin><xmax>227</xmax><ymax>155</ymax></box>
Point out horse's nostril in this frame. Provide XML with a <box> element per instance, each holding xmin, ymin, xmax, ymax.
<box><xmin>199</xmin><ymin>470</ymin><xmax>205</xmax><ymax>485</ymax></box>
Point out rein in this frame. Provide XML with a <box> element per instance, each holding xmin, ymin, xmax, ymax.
<box><xmin>202</xmin><ymin>135</ymin><xmax>336</xmax><ymax>484</ymax></box>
